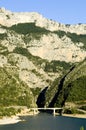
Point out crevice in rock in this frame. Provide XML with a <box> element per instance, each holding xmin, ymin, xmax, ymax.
<box><xmin>48</xmin><ymin>65</ymin><xmax>75</xmax><ymax>108</ymax></box>
<box><xmin>36</xmin><ymin>86</ymin><xmax>48</xmax><ymax>108</ymax></box>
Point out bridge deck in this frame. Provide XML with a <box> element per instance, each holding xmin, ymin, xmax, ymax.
<box><xmin>29</xmin><ymin>107</ymin><xmax>63</xmax><ymax>115</ymax></box>
<box><xmin>30</xmin><ymin>107</ymin><xmax>62</xmax><ymax>110</ymax></box>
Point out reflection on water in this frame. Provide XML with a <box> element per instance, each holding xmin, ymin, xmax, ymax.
<box><xmin>0</xmin><ymin>113</ymin><xmax>86</xmax><ymax>130</ymax></box>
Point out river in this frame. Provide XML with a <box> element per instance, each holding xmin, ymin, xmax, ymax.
<box><xmin>0</xmin><ymin>113</ymin><xmax>86</xmax><ymax>130</ymax></box>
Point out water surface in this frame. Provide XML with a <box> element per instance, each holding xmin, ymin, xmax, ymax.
<box><xmin>0</xmin><ymin>113</ymin><xmax>86</xmax><ymax>130</ymax></box>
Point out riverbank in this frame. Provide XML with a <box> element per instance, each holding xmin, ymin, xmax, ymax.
<box><xmin>63</xmin><ymin>114</ymin><xmax>86</xmax><ymax>119</ymax></box>
<box><xmin>0</xmin><ymin>112</ymin><xmax>86</xmax><ymax>125</ymax></box>
<box><xmin>0</xmin><ymin>108</ymin><xmax>37</xmax><ymax>125</ymax></box>
<box><xmin>0</xmin><ymin>116</ymin><xmax>21</xmax><ymax>125</ymax></box>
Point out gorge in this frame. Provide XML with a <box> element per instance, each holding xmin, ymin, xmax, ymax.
<box><xmin>0</xmin><ymin>8</ymin><xmax>86</xmax><ymax>116</ymax></box>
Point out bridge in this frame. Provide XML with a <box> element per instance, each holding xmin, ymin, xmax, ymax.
<box><xmin>30</xmin><ymin>107</ymin><xmax>63</xmax><ymax>116</ymax></box>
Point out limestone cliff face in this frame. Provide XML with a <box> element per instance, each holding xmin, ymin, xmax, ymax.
<box><xmin>0</xmin><ymin>8</ymin><xmax>86</xmax><ymax>63</ymax></box>
<box><xmin>0</xmin><ymin>8</ymin><xmax>86</xmax><ymax>108</ymax></box>
<box><xmin>0</xmin><ymin>8</ymin><xmax>86</xmax><ymax>88</ymax></box>
<box><xmin>0</xmin><ymin>7</ymin><xmax>86</xmax><ymax>34</ymax></box>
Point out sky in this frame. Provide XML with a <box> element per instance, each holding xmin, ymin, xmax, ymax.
<box><xmin>0</xmin><ymin>0</ymin><xmax>86</xmax><ymax>24</ymax></box>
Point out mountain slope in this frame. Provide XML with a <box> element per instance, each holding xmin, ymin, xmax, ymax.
<box><xmin>45</xmin><ymin>59</ymin><xmax>86</xmax><ymax>108</ymax></box>
<box><xmin>0</xmin><ymin>66</ymin><xmax>35</xmax><ymax>107</ymax></box>
<box><xmin>0</xmin><ymin>8</ymin><xmax>86</xmax><ymax>111</ymax></box>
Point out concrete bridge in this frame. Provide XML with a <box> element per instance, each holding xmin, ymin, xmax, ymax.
<box><xmin>30</xmin><ymin>107</ymin><xmax>63</xmax><ymax>116</ymax></box>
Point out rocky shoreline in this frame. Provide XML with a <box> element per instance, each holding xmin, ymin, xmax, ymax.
<box><xmin>0</xmin><ymin>116</ymin><xmax>21</xmax><ymax>125</ymax></box>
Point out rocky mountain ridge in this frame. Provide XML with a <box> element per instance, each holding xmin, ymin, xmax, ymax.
<box><xmin>0</xmin><ymin>7</ymin><xmax>86</xmax><ymax>34</ymax></box>
<box><xmin>0</xmin><ymin>8</ymin><xmax>86</xmax><ymax>110</ymax></box>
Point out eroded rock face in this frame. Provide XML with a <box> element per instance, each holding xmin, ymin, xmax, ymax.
<box><xmin>0</xmin><ymin>55</ymin><xmax>7</xmax><ymax>67</ymax></box>
<box><xmin>0</xmin><ymin>8</ymin><xmax>86</xmax><ymax>108</ymax></box>
<box><xmin>0</xmin><ymin>7</ymin><xmax>86</xmax><ymax>34</ymax></box>
<box><xmin>28</xmin><ymin>33</ymin><xmax>86</xmax><ymax>62</ymax></box>
<box><xmin>0</xmin><ymin>8</ymin><xmax>86</xmax><ymax>63</ymax></box>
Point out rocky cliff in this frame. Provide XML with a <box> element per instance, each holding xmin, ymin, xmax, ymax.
<box><xmin>0</xmin><ymin>8</ymin><xmax>86</xmax><ymax>109</ymax></box>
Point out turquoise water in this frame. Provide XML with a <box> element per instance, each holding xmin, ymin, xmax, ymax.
<box><xmin>0</xmin><ymin>113</ymin><xmax>86</xmax><ymax>130</ymax></box>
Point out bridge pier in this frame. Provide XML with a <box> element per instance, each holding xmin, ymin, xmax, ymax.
<box><xmin>33</xmin><ymin>108</ymin><xmax>39</xmax><ymax>115</ymax></box>
<box><xmin>53</xmin><ymin>108</ymin><xmax>55</xmax><ymax>116</ymax></box>
<box><xmin>33</xmin><ymin>108</ymin><xmax>36</xmax><ymax>115</ymax></box>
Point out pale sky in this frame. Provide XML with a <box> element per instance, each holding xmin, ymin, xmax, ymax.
<box><xmin>0</xmin><ymin>0</ymin><xmax>86</xmax><ymax>24</ymax></box>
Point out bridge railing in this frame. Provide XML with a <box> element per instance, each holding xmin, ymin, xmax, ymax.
<box><xmin>29</xmin><ymin>107</ymin><xmax>63</xmax><ymax>116</ymax></box>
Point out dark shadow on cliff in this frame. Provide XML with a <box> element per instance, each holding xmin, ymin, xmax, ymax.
<box><xmin>36</xmin><ymin>86</ymin><xmax>48</xmax><ymax>108</ymax></box>
<box><xmin>48</xmin><ymin>65</ymin><xmax>75</xmax><ymax>109</ymax></box>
